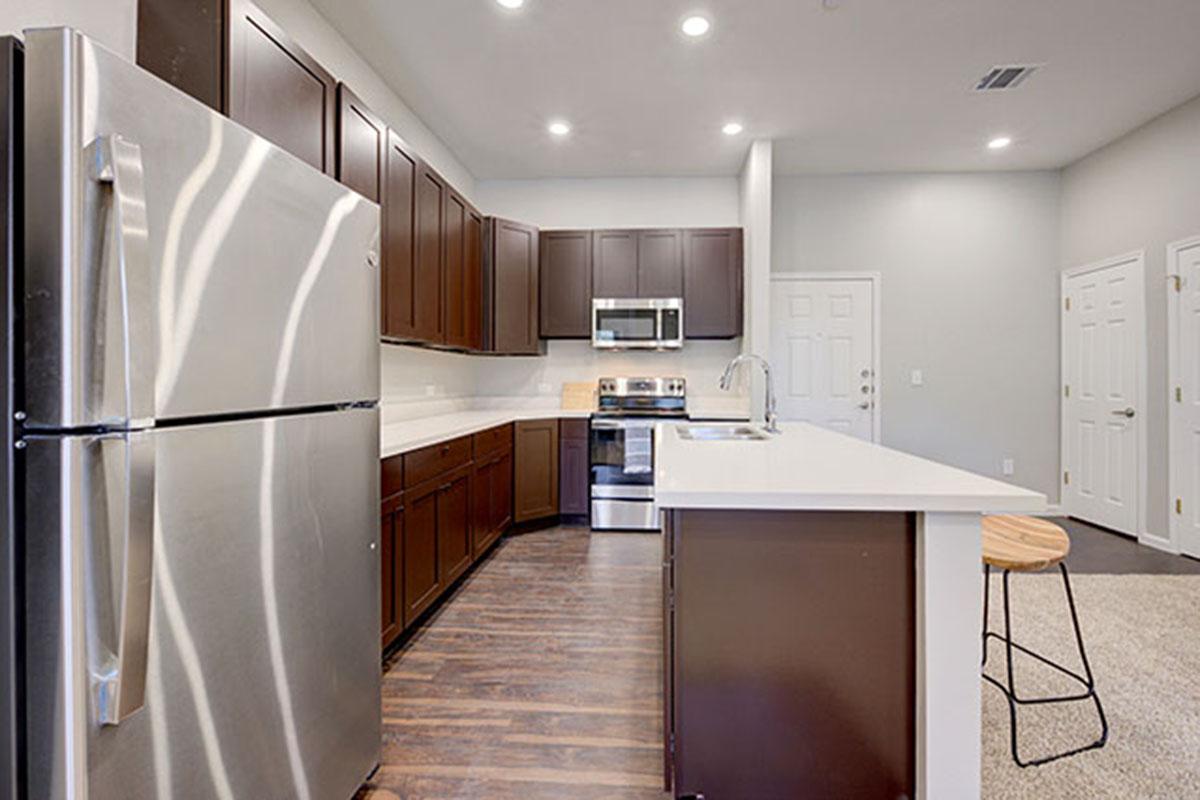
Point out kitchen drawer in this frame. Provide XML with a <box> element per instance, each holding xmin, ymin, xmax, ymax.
<box><xmin>473</xmin><ymin>423</ymin><xmax>513</xmax><ymax>459</ymax></box>
<box><xmin>381</xmin><ymin>454</ymin><xmax>404</xmax><ymax>500</ymax></box>
<box><xmin>404</xmin><ymin>435</ymin><xmax>472</xmax><ymax>489</ymax></box>
<box><xmin>559</xmin><ymin>418</ymin><xmax>589</xmax><ymax>441</ymax></box>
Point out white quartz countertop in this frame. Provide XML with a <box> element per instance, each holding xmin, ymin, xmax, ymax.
<box><xmin>655</xmin><ymin>422</ymin><xmax>1046</xmax><ymax>513</ymax></box>
<box><xmin>380</xmin><ymin>408</ymin><xmax>591</xmax><ymax>458</ymax></box>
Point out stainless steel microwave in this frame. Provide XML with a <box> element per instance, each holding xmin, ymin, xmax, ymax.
<box><xmin>592</xmin><ymin>298</ymin><xmax>683</xmax><ymax>350</ymax></box>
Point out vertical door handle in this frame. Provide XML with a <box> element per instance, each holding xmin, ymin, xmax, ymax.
<box><xmin>89</xmin><ymin>432</ymin><xmax>156</xmax><ymax>725</ymax></box>
<box><xmin>87</xmin><ymin>135</ymin><xmax>155</xmax><ymax>429</ymax></box>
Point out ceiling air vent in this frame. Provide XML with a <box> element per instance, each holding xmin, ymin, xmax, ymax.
<box><xmin>974</xmin><ymin>64</ymin><xmax>1039</xmax><ymax>91</ymax></box>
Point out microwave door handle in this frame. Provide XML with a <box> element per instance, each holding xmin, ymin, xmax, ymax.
<box><xmin>87</xmin><ymin>135</ymin><xmax>155</xmax><ymax>429</ymax></box>
<box><xmin>90</xmin><ymin>432</ymin><xmax>156</xmax><ymax>725</ymax></box>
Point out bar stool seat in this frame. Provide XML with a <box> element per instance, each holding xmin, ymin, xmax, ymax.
<box><xmin>983</xmin><ymin>514</ymin><xmax>1070</xmax><ymax>572</ymax></box>
<box><xmin>981</xmin><ymin>515</ymin><xmax>1107</xmax><ymax>767</ymax></box>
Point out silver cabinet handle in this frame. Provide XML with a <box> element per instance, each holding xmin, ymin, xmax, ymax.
<box><xmin>1111</xmin><ymin>408</ymin><xmax>1135</xmax><ymax>418</ymax></box>
<box><xmin>87</xmin><ymin>135</ymin><xmax>155</xmax><ymax>430</ymax></box>
<box><xmin>90</xmin><ymin>431</ymin><xmax>156</xmax><ymax>726</ymax></box>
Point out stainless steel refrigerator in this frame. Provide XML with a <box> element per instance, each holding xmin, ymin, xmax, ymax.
<box><xmin>5</xmin><ymin>28</ymin><xmax>383</xmax><ymax>800</ymax></box>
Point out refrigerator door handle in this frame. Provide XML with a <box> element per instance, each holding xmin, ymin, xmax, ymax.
<box><xmin>86</xmin><ymin>135</ymin><xmax>155</xmax><ymax>429</ymax></box>
<box><xmin>89</xmin><ymin>432</ymin><xmax>156</xmax><ymax>725</ymax></box>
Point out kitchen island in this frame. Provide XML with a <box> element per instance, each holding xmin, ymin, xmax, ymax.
<box><xmin>655</xmin><ymin>422</ymin><xmax>1045</xmax><ymax>800</ymax></box>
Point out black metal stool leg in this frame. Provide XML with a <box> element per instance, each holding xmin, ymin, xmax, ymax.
<box><xmin>981</xmin><ymin>564</ymin><xmax>1109</xmax><ymax>767</ymax></box>
<box><xmin>982</xmin><ymin>564</ymin><xmax>991</xmax><ymax>667</ymax></box>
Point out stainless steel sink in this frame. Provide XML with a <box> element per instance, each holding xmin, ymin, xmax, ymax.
<box><xmin>676</xmin><ymin>425</ymin><xmax>772</xmax><ymax>441</ymax></box>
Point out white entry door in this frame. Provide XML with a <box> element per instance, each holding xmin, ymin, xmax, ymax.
<box><xmin>1170</xmin><ymin>237</ymin><xmax>1200</xmax><ymax>558</ymax></box>
<box><xmin>1061</xmin><ymin>254</ymin><xmax>1144</xmax><ymax>536</ymax></box>
<box><xmin>770</xmin><ymin>276</ymin><xmax>877</xmax><ymax>441</ymax></box>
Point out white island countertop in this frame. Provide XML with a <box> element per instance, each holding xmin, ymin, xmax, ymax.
<box><xmin>655</xmin><ymin>421</ymin><xmax>1046</xmax><ymax>513</ymax></box>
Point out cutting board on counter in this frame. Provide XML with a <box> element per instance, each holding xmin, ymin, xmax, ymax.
<box><xmin>561</xmin><ymin>382</ymin><xmax>595</xmax><ymax>412</ymax></box>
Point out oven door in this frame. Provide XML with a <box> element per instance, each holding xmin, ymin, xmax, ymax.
<box><xmin>590</xmin><ymin>418</ymin><xmax>656</xmax><ymax>492</ymax></box>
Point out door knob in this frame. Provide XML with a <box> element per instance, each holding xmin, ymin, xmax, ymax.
<box><xmin>1111</xmin><ymin>407</ymin><xmax>1135</xmax><ymax>418</ymax></box>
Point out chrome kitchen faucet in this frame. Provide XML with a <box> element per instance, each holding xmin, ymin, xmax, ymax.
<box><xmin>719</xmin><ymin>354</ymin><xmax>780</xmax><ymax>434</ymax></box>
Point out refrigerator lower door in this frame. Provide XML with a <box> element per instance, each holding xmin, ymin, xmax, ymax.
<box><xmin>22</xmin><ymin>28</ymin><xmax>380</xmax><ymax>430</ymax></box>
<box><xmin>24</xmin><ymin>407</ymin><xmax>381</xmax><ymax>800</ymax></box>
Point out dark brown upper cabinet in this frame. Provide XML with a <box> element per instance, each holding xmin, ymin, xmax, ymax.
<box><xmin>683</xmin><ymin>228</ymin><xmax>744</xmax><ymax>338</ymax></box>
<box><xmin>484</xmin><ymin>218</ymin><xmax>542</xmax><ymax>355</ymax></box>
<box><xmin>592</xmin><ymin>230</ymin><xmax>639</xmax><ymax>298</ymax></box>
<box><xmin>539</xmin><ymin>230</ymin><xmax>593</xmax><ymax>338</ymax></box>
<box><xmin>414</xmin><ymin>163</ymin><xmax>446</xmax><ymax>343</ymax></box>
<box><xmin>138</xmin><ymin>0</ymin><xmax>336</xmax><ymax>176</ymax></box>
<box><xmin>465</xmin><ymin>208</ymin><xmax>485</xmax><ymax>351</ymax></box>
<box><xmin>383</xmin><ymin>132</ymin><xmax>419</xmax><ymax>340</ymax></box>
<box><xmin>443</xmin><ymin>189</ymin><xmax>468</xmax><ymax>349</ymax></box>
<box><xmin>336</xmin><ymin>83</ymin><xmax>385</xmax><ymax>203</ymax></box>
<box><xmin>227</xmin><ymin>0</ymin><xmax>336</xmax><ymax>176</ymax></box>
<box><xmin>637</xmin><ymin>229</ymin><xmax>684</xmax><ymax>298</ymax></box>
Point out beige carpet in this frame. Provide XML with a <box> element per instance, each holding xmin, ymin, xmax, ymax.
<box><xmin>981</xmin><ymin>573</ymin><xmax>1200</xmax><ymax>799</ymax></box>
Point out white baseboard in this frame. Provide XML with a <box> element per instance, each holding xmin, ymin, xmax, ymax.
<box><xmin>1139</xmin><ymin>531</ymin><xmax>1180</xmax><ymax>555</ymax></box>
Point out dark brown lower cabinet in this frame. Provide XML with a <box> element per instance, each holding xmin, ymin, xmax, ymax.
<box><xmin>472</xmin><ymin>444</ymin><xmax>514</xmax><ymax>558</ymax></box>
<box><xmin>558</xmin><ymin>418</ymin><xmax>589</xmax><ymax>516</ymax></box>
<box><xmin>380</xmin><ymin>494</ymin><xmax>403</xmax><ymax>649</ymax></box>
<box><xmin>402</xmin><ymin>480</ymin><xmax>441</xmax><ymax>626</ymax></box>
<box><xmin>436</xmin><ymin>466</ymin><xmax>473</xmax><ymax>586</ymax></box>
<box><xmin>514</xmin><ymin>419</ymin><xmax>560</xmax><ymax>523</ymax></box>
<box><xmin>663</xmin><ymin>509</ymin><xmax>915</xmax><ymax>799</ymax></box>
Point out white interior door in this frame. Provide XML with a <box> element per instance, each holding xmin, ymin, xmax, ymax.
<box><xmin>1062</xmin><ymin>256</ymin><xmax>1143</xmax><ymax>536</ymax></box>
<box><xmin>1170</xmin><ymin>238</ymin><xmax>1200</xmax><ymax>558</ymax></box>
<box><xmin>770</xmin><ymin>276</ymin><xmax>877</xmax><ymax>441</ymax></box>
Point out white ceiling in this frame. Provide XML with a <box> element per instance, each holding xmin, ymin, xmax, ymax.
<box><xmin>308</xmin><ymin>0</ymin><xmax>1200</xmax><ymax>179</ymax></box>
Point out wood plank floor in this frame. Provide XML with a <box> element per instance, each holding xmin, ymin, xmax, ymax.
<box><xmin>356</xmin><ymin>526</ymin><xmax>672</xmax><ymax>800</ymax></box>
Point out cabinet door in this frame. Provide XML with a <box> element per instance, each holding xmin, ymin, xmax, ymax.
<box><xmin>592</xmin><ymin>230</ymin><xmax>638</xmax><ymax>298</ymax></box>
<box><xmin>402</xmin><ymin>482</ymin><xmax>440</xmax><ymax>626</ymax></box>
<box><xmin>380</xmin><ymin>497</ymin><xmax>402</xmax><ymax>648</ymax></box>
<box><xmin>383</xmin><ymin>132</ymin><xmax>419</xmax><ymax>339</ymax></box>
<box><xmin>514</xmin><ymin>420</ymin><xmax>560</xmax><ymax>523</ymax></box>
<box><xmin>559</xmin><ymin>435</ymin><xmax>590</xmax><ymax>516</ymax></box>
<box><xmin>443</xmin><ymin>190</ymin><xmax>468</xmax><ymax>348</ymax></box>
<box><xmin>470</xmin><ymin>457</ymin><xmax>493</xmax><ymax>558</ymax></box>
<box><xmin>539</xmin><ymin>230</ymin><xmax>593</xmax><ymax>338</ymax></box>
<box><xmin>414</xmin><ymin>164</ymin><xmax>446</xmax><ymax>343</ymax></box>
<box><xmin>465</xmin><ymin>208</ymin><xmax>485</xmax><ymax>351</ymax></box>
<box><xmin>683</xmin><ymin>228</ymin><xmax>743</xmax><ymax>338</ymax></box>
<box><xmin>136</xmin><ymin>0</ymin><xmax>225</xmax><ymax>111</ymax></box>
<box><xmin>638</xmin><ymin>229</ymin><xmax>684</xmax><ymax>298</ymax></box>
<box><xmin>437</xmin><ymin>468</ymin><xmax>472</xmax><ymax>586</ymax></box>
<box><xmin>493</xmin><ymin>448</ymin><xmax>514</xmax><ymax>535</ymax></box>
<box><xmin>336</xmin><ymin>84</ymin><xmax>385</xmax><ymax>202</ymax></box>
<box><xmin>490</xmin><ymin>218</ymin><xmax>540</xmax><ymax>354</ymax></box>
<box><xmin>227</xmin><ymin>0</ymin><xmax>335</xmax><ymax>176</ymax></box>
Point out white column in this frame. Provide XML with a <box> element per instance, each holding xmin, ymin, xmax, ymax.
<box><xmin>738</xmin><ymin>139</ymin><xmax>773</xmax><ymax>417</ymax></box>
<box><xmin>916</xmin><ymin>511</ymin><xmax>982</xmax><ymax>800</ymax></box>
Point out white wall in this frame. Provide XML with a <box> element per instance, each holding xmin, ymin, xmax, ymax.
<box><xmin>772</xmin><ymin>171</ymin><xmax>1062</xmax><ymax>497</ymax></box>
<box><xmin>474</xmin><ymin>177</ymin><xmax>738</xmax><ymax>229</ymax></box>
<box><xmin>1060</xmin><ymin>93</ymin><xmax>1200</xmax><ymax>541</ymax></box>
<box><xmin>473</xmin><ymin>177</ymin><xmax>744</xmax><ymax>406</ymax></box>
<box><xmin>0</xmin><ymin>0</ymin><xmax>136</xmax><ymax>59</ymax></box>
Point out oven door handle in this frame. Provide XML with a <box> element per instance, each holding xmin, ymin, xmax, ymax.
<box><xmin>590</xmin><ymin>418</ymin><xmax>659</xmax><ymax>430</ymax></box>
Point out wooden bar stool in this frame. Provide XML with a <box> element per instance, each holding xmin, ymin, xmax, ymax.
<box><xmin>981</xmin><ymin>515</ymin><xmax>1108</xmax><ymax>767</ymax></box>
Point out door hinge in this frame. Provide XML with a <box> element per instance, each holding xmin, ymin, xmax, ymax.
<box><xmin>1063</xmin><ymin>470</ymin><xmax>1070</xmax><ymax>485</ymax></box>
<box><xmin>1178</xmin><ymin>386</ymin><xmax>1184</xmax><ymax>403</ymax></box>
<box><xmin>1064</xmin><ymin>296</ymin><xmax>1071</xmax><ymax>311</ymax></box>
<box><xmin>1171</xmin><ymin>274</ymin><xmax>1183</xmax><ymax>293</ymax></box>
<box><xmin>1178</xmin><ymin>498</ymin><xmax>1185</xmax><ymax>515</ymax></box>
<box><xmin>1064</xmin><ymin>384</ymin><xmax>1070</xmax><ymax>398</ymax></box>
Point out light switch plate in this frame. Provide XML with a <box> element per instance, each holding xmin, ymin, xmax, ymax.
<box><xmin>910</xmin><ymin>370</ymin><xmax>923</xmax><ymax>387</ymax></box>
<box><xmin>1003</xmin><ymin>458</ymin><xmax>1015</xmax><ymax>476</ymax></box>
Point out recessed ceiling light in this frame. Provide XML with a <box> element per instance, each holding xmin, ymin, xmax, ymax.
<box><xmin>496</xmin><ymin>0</ymin><xmax>525</xmax><ymax>8</ymax></box>
<box><xmin>548</xmin><ymin>120</ymin><xmax>571</xmax><ymax>137</ymax></box>
<box><xmin>681</xmin><ymin>15</ymin><xmax>711</xmax><ymax>37</ymax></box>
<box><xmin>722</xmin><ymin>122</ymin><xmax>744</xmax><ymax>136</ymax></box>
<box><xmin>988</xmin><ymin>136</ymin><xmax>1012</xmax><ymax>150</ymax></box>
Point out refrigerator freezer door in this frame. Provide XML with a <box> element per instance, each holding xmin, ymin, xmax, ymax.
<box><xmin>24</xmin><ymin>407</ymin><xmax>381</xmax><ymax>800</ymax></box>
<box><xmin>22</xmin><ymin>28</ymin><xmax>380</xmax><ymax>430</ymax></box>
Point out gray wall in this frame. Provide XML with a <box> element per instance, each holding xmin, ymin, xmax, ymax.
<box><xmin>1060</xmin><ymin>93</ymin><xmax>1200</xmax><ymax>540</ymax></box>
<box><xmin>772</xmin><ymin>171</ymin><xmax>1062</xmax><ymax>497</ymax></box>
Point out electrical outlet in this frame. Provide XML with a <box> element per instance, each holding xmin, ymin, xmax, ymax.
<box><xmin>910</xmin><ymin>370</ymin><xmax>923</xmax><ymax>387</ymax></box>
<box><xmin>537</xmin><ymin>382</ymin><xmax>553</xmax><ymax>395</ymax></box>
<box><xmin>1002</xmin><ymin>458</ymin><xmax>1014</xmax><ymax>476</ymax></box>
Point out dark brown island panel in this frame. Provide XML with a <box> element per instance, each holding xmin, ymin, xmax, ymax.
<box><xmin>662</xmin><ymin>509</ymin><xmax>916</xmax><ymax>800</ymax></box>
